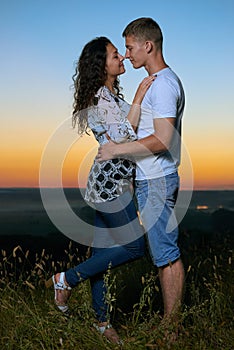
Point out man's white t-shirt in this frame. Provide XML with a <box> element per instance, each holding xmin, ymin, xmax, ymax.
<box><xmin>136</xmin><ymin>67</ymin><xmax>185</xmax><ymax>180</ymax></box>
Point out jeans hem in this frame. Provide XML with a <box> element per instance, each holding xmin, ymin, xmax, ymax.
<box><xmin>153</xmin><ymin>253</ymin><xmax>181</xmax><ymax>268</ymax></box>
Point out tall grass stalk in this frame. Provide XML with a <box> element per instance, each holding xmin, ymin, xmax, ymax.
<box><xmin>0</xmin><ymin>237</ymin><xmax>233</xmax><ymax>349</ymax></box>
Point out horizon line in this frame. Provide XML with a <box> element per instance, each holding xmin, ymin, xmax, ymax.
<box><xmin>1</xmin><ymin>186</ymin><xmax>234</xmax><ymax>191</ymax></box>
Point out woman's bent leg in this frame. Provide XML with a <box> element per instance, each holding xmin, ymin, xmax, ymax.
<box><xmin>65</xmin><ymin>193</ymin><xmax>145</xmax><ymax>322</ymax></box>
<box><xmin>65</xmin><ymin>237</ymin><xmax>144</xmax><ymax>288</ymax></box>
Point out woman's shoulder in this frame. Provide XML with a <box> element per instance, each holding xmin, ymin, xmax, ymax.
<box><xmin>95</xmin><ymin>86</ymin><xmax>112</xmax><ymax>103</ymax></box>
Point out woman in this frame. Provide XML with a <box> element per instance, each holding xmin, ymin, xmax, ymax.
<box><xmin>46</xmin><ymin>37</ymin><xmax>154</xmax><ymax>344</ymax></box>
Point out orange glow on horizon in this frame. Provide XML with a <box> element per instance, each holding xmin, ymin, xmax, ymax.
<box><xmin>189</xmin><ymin>148</ymin><xmax>234</xmax><ymax>190</ymax></box>
<box><xmin>1</xmin><ymin>150</ymin><xmax>41</xmax><ymax>187</ymax></box>
<box><xmin>62</xmin><ymin>134</ymin><xmax>98</xmax><ymax>188</ymax></box>
<box><xmin>1</xmin><ymin>133</ymin><xmax>234</xmax><ymax>190</ymax></box>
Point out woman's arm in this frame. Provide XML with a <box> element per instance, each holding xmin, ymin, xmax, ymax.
<box><xmin>127</xmin><ymin>75</ymin><xmax>155</xmax><ymax>131</ymax></box>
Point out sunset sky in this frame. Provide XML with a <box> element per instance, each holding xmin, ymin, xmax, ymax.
<box><xmin>1</xmin><ymin>0</ymin><xmax>234</xmax><ymax>190</ymax></box>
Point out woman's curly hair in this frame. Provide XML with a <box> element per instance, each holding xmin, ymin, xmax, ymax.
<box><xmin>72</xmin><ymin>36</ymin><xmax>123</xmax><ymax>134</ymax></box>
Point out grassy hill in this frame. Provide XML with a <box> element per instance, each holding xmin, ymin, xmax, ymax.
<box><xmin>0</xmin><ymin>189</ymin><xmax>233</xmax><ymax>348</ymax></box>
<box><xmin>0</xmin><ymin>229</ymin><xmax>233</xmax><ymax>349</ymax></box>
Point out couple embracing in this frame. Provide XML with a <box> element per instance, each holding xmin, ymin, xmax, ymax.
<box><xmin>46</xmin><ymin>17</ymin><xmax>185</xmax><ymax>345</ymax></box>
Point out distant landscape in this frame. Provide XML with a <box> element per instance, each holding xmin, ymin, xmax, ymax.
<box><xmin>1</xmin><ymin>189</ymin><xmax>233</xmax><ymax>231</ymax></box>
<box><xmin>0</xmin><ymin>188</ymin><xmax>234</xmax><ymax>257</ymax></box>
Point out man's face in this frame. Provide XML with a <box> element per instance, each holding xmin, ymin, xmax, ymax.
<box><xmin>125</xmin><ymin>35</ymin><xmax>147</xmax><ymax>69</ymax></box>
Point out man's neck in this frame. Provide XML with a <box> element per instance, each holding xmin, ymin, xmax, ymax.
<box><xmin>145</xmin><ymin>53</ymin><xmax>168</xmax><ymax>75</ymax></box>
<box><xmin>145</xmin><ymin>62</ymin><xmax>168</xmax><ymax>75</ymax></box>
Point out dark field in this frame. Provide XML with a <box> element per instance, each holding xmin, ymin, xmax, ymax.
<box><xmin>0</xmin><ymin>189</ymin><xmax>233</xmax><ymax>349</ymax></box>
<box><xmin>1</xmin><ymin>188</ymin><xmax>234</xmax><ymax>255</ymax></box>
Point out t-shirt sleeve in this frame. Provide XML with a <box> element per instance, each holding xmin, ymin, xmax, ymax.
<box><xmin>150</xmin><ymin>79</ymin><xmax>178</xmax><ymax>119</ymax></box>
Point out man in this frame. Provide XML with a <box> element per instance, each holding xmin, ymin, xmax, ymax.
<box><xmin>97</xmin><ymin>18</ymin><xmax>185</xmax><ymax>328</ymax></box>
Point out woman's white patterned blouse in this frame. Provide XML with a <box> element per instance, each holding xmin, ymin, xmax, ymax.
<box><xmin>84</xmin><ymin>86</ymin><xmax>137</xmax><ymax>203</ymax></box>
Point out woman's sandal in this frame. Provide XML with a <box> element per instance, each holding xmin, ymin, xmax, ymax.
<box><xmin>93</xmin><ymin>322</ymin><xmax>123</xmax><ymax>345</ymax></box>
<box><xmin>45</xmin><ymin>272</ymin><xmax>72</xmax><ymax>315</ymax></box>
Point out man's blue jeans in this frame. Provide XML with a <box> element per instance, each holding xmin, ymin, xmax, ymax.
<box><xmin>65</xmin><ymin>190</ymin><xmax>145</xmax><ymax>321</ymax></box>
<box><xmin>135</xmin><ymin>172</ymin><xmax>180</xmax><ymax>267</ymax></box>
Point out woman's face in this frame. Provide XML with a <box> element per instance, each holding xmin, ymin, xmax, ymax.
<box><xmin>105</xmin><ymin>43</ymin><xmax>125</xmax><ymax>79</ymax></box>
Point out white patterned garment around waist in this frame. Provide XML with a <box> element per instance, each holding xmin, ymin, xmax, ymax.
<box><xmin>84</xmin><ymin>86</ymin><xmax>137</xmax><ymax>203</ymax></box>
<box><xmin>84</xmin><ymin>158</ymin><xmax>135</xmax><ymax>203</ymax></box>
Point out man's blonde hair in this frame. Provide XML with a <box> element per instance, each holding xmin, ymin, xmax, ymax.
<box><xmin>122</xmin><ymin>17</ymin><xmax>163</xmax><ymax>50</ymax></box>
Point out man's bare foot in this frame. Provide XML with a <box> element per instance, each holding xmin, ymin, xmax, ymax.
<box><xmin>160</xmin><ymin>317</ymin><xmax>180</xmax><ymax>344</ymax></box>
<box><xmin>94</xmin><ymin>322</ymin><xmax>122</xmax><ymax>345</ymax></box>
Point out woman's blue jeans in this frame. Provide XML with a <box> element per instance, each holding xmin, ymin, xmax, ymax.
<box><xmin>65</xmin><ymin>190</ymin><xmax>145</xmax><ymax>322</ymax></box>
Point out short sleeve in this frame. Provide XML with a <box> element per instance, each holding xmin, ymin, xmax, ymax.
<box><xmin>150</xmin><ymin>79</ymin><xmax>178</xmax><ymax>119</ymax></box>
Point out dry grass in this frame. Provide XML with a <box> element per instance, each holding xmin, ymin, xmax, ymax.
<box><xmin>0</xmin><ymin>235</ymin><xmax>233</xmax><ymax>350</ymax></box>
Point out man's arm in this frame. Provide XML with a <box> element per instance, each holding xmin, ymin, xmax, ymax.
<box><xmin>97</xmin><ymin>117</ymin><xmax>176</xmax><ymax>161</ymax></box>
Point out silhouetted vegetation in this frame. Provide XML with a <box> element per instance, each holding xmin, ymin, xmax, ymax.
<box><xmin>0</xmin><ymin>190</ymin><xmax>233</xmax><ymax>348</ymax></box>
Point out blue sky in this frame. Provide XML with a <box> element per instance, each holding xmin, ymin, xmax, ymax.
<box><xmin>1</xmin><ymin>0</ymin><xmax>234</xmax><ymax>189</ymax></box>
